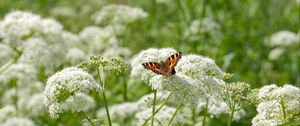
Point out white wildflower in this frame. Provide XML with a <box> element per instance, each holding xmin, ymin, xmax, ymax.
<box><xmin>2</xmin><ymin>81</ymin><xmax>42</xmax><ymax>105</ymax></box>
<box><xmin>131</xmin><ymin>48</ymin><xmax>177</xmax><ymax>82</ymax></box>
<box><xmin>38</xmin><ymin>18</ymin><xmax>63</xmax><ymax>34</ymax></box>
<box><xmin>252</xmin><ymin>84</ymin><xmax>300</xmax><ymax>126</ymax></box>
<box><xmin>136</xmin><ymin>106</ymin><xmax>183</xmax><ymax>126</ymax></box>
<box><xmin>97</xmin><ymin>102</ymin><xmax>138</xmax><ymax>120</ymax></box>
<box><xmin>131</xmin><ymin>48</ymin><xmax>226</xmax><ymax>106</ymax></box>
<box><xmin>61</xmin><ymin>31</ymin><xmax>82</xmax><ymax>48</ymax></box>
<box><xmin>222</xmin><ymin>53</ymin><xmax>235</xmax><ymax>71</ymax></box>
<box><xmin>0</xmin><ymin>105</ymin><xmax>17</xmax><ymax>124</ymax></box>
<box><xmin>0</xmin><ymin>11</ymin><xmax>63</xmax><ymax>48</ymax></box>
<box><xmin>50</xmin><ymin>6</ymin><xmax>76</xmax><ymax>18</ymax></box>
<box><xmin>0</xmin><ymin>63</ymin><xmax>37</xmax><ymax>86</ymax></box>
<box><xmin>48</xmin><ymin>103</ymin><xmax>63</xmax><ymax>119</ymax></box>
<box><xmin>43</xmin><ymin>67</ymin><xmax>101</xmax><ymax>118</ymax></box>
<box><xmin>269</xmin><ymin>30</ymin><xmax>299</xmax><ymax>47</ymax></box>
<box><xmin>64</xmin><ymin>92</ymin><xmax>96</xmax><ymax>112</ymax></box>
<box><xmin>197</xmin><ymin>96</ymin><xmax>246</xmax><ymax>120</ymax></box>
<box><xmin>79</xmin><ymin>26</ymin><xmax>119</xmax><ymax>53</ymax></box>
<box><xmin>252</xmin><ymin>118</ymin><xmax>278</xmax><ymax>126</ymax></box>
<box><xmin>0</xmin><ymin>43</ymin><xmax>15</xmax><ymax>66</ymax></box>
<box><xmin>79</xmin><ymin>26</ymin><xmax>103</xmax><ymax>44</ymax></box>
<box><xmin>66</xmin><ymin>48</ymin><xmax>87</xmax><ymax>65</ymax></box>
<box><xmin>2</xmin><ymin>117</ymin><xmax>35</xmax><ymax>126</ymax></box>
<box><xmin>185</xmin><ymin>18</ymin><xmax>221</xmax><ymax>39</ymax></box>
<box><xmin>136</xmin><ymin>92</ymin><xmax>170</xmax><ymax>109</ymax></box>
<box><xmin>17</xmin><ymin>37</ymin><xmax>68</xmax><ymax>76</ymax></box>
<box><xmin>0</xmin><ymin>11</ymin><xmax>41</xmax><ymax>47</ymax></box>
<box><xmin>268</xmin><ymin>48</ymin><xmax>285</xmax><ymax>60</ymax></box>
<box><xmin>92</xmin><ymin>4</ymin><xmax>148</xmax><ymax>25</ymax></box>
<box><xmin>102</xmin><ymin>46</ymin><xmax>132</xmax><ymax>58</ymax></box>
<box><xmin>176</xmin><ymin>55</ymin><xmax>225</xmax><ymax>79</ymax></box>
<box><xmin>25</xmin><ymin>93</ymin><xmax>47</xmax><ymax>117</ymax></box>
<box><xmin>257</xmin><ymin>84</ymin><xmax>278</xmax><ymax>101</ymax></box>
<box><xmin>18</xmin><ymin>38</ymin><xmax>64</xmax><ymax>71</ymax></box>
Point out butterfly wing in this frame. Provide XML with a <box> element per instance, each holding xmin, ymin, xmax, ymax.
<box><xmin>165</xmin><ymin>52</ymin><xmax>182</xmax><ymax>75</ymax></box>
<box><xmin>142</xmin><ymin>62</ymin><xmax>168</xmax><ymax>75</ymax></box>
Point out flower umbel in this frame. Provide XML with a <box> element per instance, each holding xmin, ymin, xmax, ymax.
<box><xmin>43</xmin><ymin>67</ymin><xmax>101</xmax><ymax>118</ymax></box>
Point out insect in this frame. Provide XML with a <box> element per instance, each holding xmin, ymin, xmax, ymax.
<box><xmin>142</xmin><ymin>52</ymin><xmax>182</xmax><ymax>76</ymax></box>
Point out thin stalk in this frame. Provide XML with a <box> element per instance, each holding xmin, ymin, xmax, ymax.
<box><xmin>167</xmin><ymin>96</ymin><xmax>184</xmax><ymax>126</ymax></box>
<box><xmin>141</xmin><ymin>92</ymin><xmax>173</xmax><ymax>126</ymax></box>
<box><xmin>14</xmin><ymin>79</ymin><xmax>19</xmax><ymax>116</ymax></box>
<box><xmin>202</xmin><ymin>99</ymin><xmax>209</xmax><ymax>126</ymax></box>
<box><xmin>191</xmin><ymin>107</ymin><xmax>196</xmax><ymax>125</ymax></box>
<box><xmin>82</xmin><ymin>111</ymin><xmax>95</xmax><ymax>126</ymax></box>
<box><xmin>0</xmin><ymin>48</ymin><xmax>22</xmax><ymax>74</ymax></box>
<box><xmin>123</xmin><ymin>80</ymin><xmax>128</xmax><ymax>101</ymax></box>
<box><xmin>96</xmin><ymin>67</ymin><xmax>112</xmax><ymax>126</ymax></box>
<box><xmin>227</xmin><ymin>102</ymin><xmax>236</xmax><ymax>126</ymax></box>
<box><xmin>0</xmin><ymin>59</ymin><xmax>15</xmax><ymax>74</ymax></box>
<box><xmin>102</xmin><ymin>90</ymin><xmax>112</xmax><ymax>126</ymax></box>
<box><xmin>280</xmin><ymin>97</ymin><xmax>287</xmax><ymax>122</ymax></box>
<box><xmin>151</xmin><ymin>90</ymin><xmax>157</xmax><ymax>126</ymax></box>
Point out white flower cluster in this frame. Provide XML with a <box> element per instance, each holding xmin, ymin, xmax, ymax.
<box><xmin>0</xmin><ymin>63</ymin><xmax>38</xmax><ymax>87</ymax></box>
<box><xmin>136</xmin><ymin>92</ymin><xmax>170</xmax><ymax>109</ymax></box>
<box><xmin>92</xmin><ymin>4</ymin><xmax>148</xmax><ymax>25</ymax></box>
<box><xmin>66</xmin><ymin>48</ymin><xmax>87</xmax><ymax>65</ymax></box>
<box><xmin>131</xmin><ymin>48</ymin><xmax>226</xmax><ymax>106</ymax></box>
<box><xmin>79</xmin><ymin>26</ymin><xmax>131</xmax><ymax>58</ymax></box>
<box><xmin>96</xmin><ymin>91</ymin><xmax>183</xmax><ymax>125</ymax></box>
<box><xmin>136</xmin><ymin>105</ymin><xmax>183</xmax><ymax>126</ymax></box>
<box><xmin>252</xmin><ymin>84</ymin><xmax>300</xmax><ymax>126</ymax></box>
<box><xmin>0</xmin><ymin>106</ymin><xmax>36</xmax><ymax>126</ymax></box>
<box><xmin>185</xmin><ymin>18</ymin><xmax>221</xmax><ymax>39</ymax></box>
<box><xmin>0</xmin><ymin>43</ymin><xmax>15</xmax><ymax>66</ymax></box>
<box><xmin>2</xmin><ymin>117</ymin><xmax>35</xmax><ymax>126</ymax></box>
<box><xmin>43</xmin><ymin>67</ymin><xmax>100</xmax><ymax>118</ymax></box>
<box><xmin>197</xmin><ymin>97</ymin><xmax>246</xmax><ymax>120</ymax></box>
<box><xmin>97</xmin><ymin>102</ymin><xmax>138</xmax><ymax>120</ymax></box>
<box><xmin>267</xmin><ymin>30</ymin><xmax>299</xmax><ymax>60</ymax></box>
<box><xmin>0</xmin><ymin>63</ymin><xmax>45</xmax><ymax>118</ymax></box>
<box><xmin>0</xmin><ymin>11</ymin><xmax>63</xmax><ymax>48</ymax></box>
<box><xmin>0</xmin><ymin>105</ymin><xmax>17</xmax><ymax>124</ymax></box>
<box><xmin>50</xmin><ymin>6</ymin><xmax>76</xmax><ymax>18</ymax></box>
<box><xmin>0</xmin><ymin>11</ymin><xmax>87</xmax><ymax>74</ymax></box>
<box><xmin>269</xmin><ymin>31</ymin><xmax>299</xmax><ymax>47</ymax></box>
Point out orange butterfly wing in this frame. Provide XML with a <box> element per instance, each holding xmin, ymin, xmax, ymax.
<box><xmin>142</xmin><ymin>62</ymin><xmax>168</xmax><ymax>75</ymax></box>
<box><xmin>165</xmin><ymin>52</ymin><xmax>182</xmax><ymax>75</ymax></box>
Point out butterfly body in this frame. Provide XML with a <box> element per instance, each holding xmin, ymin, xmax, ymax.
<box><xmin>142</xmin><ymin>52</ymin><xmax>182</xmax><ymax>76</ymax></box>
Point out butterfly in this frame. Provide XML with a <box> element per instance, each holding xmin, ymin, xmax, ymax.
<box><xmin>142</xmin><ymin>52</ymin><xmax>182</xmax><ymax>76</ymax></box>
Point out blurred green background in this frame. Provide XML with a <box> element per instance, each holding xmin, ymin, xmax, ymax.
<box><xmin>0</xmin><ymin>0</ymin><xmax>299</xmax><ymax>125</ymax></box>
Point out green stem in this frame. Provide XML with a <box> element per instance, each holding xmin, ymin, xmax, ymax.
<box><xmin>167</xmin><ymin>96</ymin><xmax>184</xmax><ymax>126</ymax></box>
<box><xmin>123</xmin><ymin>80</ymin><xmax>128</xmax><ymax>101</ymax></box>
<box><xmin>0</xmin><ymin>59</ymin><xmax>15</xmax><ymax>74</ymax></box>
<box><xmin>13</xmin><ymin>79</ymin><xmax>19</xmax><ymax>116</ymax></box>
<box><xmin>102</xmin><ymin>91</ymin><xmax>112</xmax><ymax>126</ymax></box>
<box><xmin>82</xmin><ymin>111</ymin><xmax>95</xmax><ymax>126</ymax></box>
<box><xmin>151</xmin><ymin>90</ymin><xmax>157</xmax><ymax>126</ymax></box>
<box><xmin>200</xmin><ymin>0</ymin><xmax>206</xmax><ymax>18</ymax></box>
<box><xmin>280</xmin><ymin>97</ymin><xmax>287</xmax><ymax>122</ymax></box>
<box><xmin>96</xmin><ymin>67</ymin><xmax>112</xmax><ymax>126</ymax></box>
<box><xmin>191</xmin><ymin>108</ymin><xmax>196</xmax><ymax>125</ymax></box>
<box><xmin>202</xmin><ymin>99</ymin><xmax>209</xmax><ymax>126</ymax></box>
<box><xmin>0</xmin><ymin>47</ymin><xmax>22</xmax><ymax>74</ymax></box>
<box><xmin>227</xmin><ymin>102</ymin><xmax>235</xmax><ymax>126</ymax></box>
<box><xmin>141</xmin><ymin>92</ymin><xmax>173</xmax><ymax>126</ymax></box>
